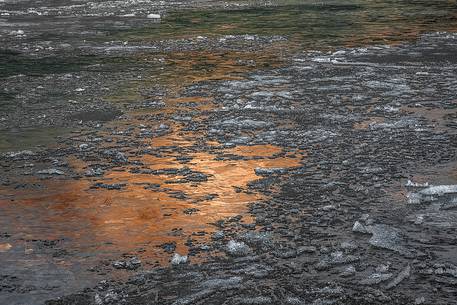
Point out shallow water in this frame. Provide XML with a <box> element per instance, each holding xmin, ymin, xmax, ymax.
<box><xmin>1</xmin><ymin>0</ymin><xmax>457</xmax><ymax>304</ymax></box>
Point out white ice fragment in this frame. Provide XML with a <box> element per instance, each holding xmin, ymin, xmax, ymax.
<box><xmin>171</xmin><ymin>253</ymin><xmax>188</xmax><ymax>265</ymax></box>
<box><xmin>147</xmin><ymin>13</ymin><xmax>161</xmax><ymax>19</ymax></box>
<box><xmin>6</xmin><ymin>150</ymin><xmax>35</xmax><ymax>158</ymax></box>
<box><xmin>352</xmin><ymin>221</ymin><xmax>368</xmax><ymax>233</ymax></box>
<box><xmin>94</xmin><ymin>294</ymin><xmax>103</xmax><ymax>305</ymax></box>
<box><xmin>37</xmin><ymin>169</ymin><xmax>64</xmax><ymax>175</ymax></box>
<box><xmin>254</xmin><ymin>167</ymin><xmax>286</xmax><ymax>176</ymax></box>
<box><xmin>419</xmin><ymin>185</ymin><xmax>457</xmax><ymax>196</ymax></box>
<box><xmin>9</xmin><ymin>29</ymin><xmax>24</xmax><ymax>35</ymax></box>
<box><xmin>226</xmin><ymin>240</ymin><xmax>250</xmax><ymax>257</ymax></box>
<box><xmin>360</xmin><ymin>273</ymin><xmax>393</xmax><ymax>285</ymax></box>
<box><xmin>79</xmin><ymin>143</ymin><xmax>90</xmax><ymax>150</ymax></box>
<box><xmin>405</xmin><ymin>180</ymin><xmax>429</xmax><ymax>187</ymax></box>
<box><xmin>311</xmin><ymin>56</ymin><xmax>331</xmax><ymax>63</ymax></box>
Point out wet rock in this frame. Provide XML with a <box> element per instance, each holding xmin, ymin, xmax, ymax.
<box><xmin>183</xmin><ymin>208</ymin><xmax>199</xmax><ymax>215</ymax></box>
<box><xmin>160</xmin><ymin>242</ymin><xmax>176</xmax><ymax>253</ymax></box>
<box><xmin>185</xmin><ymin>172</ymin><xmax>209</xmax><ymax>182</ymax></box>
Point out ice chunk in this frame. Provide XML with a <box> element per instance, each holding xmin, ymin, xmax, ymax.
<box><xmin>226</xmin><ymin>240</ymin><xmax>251</xmax><ymax>257</ymax></box>
<box><xmin>386</xmin><ymin>265</ymin><xmax>411</xmax><ymax>289</ymax></box>
<box><xmin>254</xmin><ymin>167</ymin><xmax>287</xmax><ymax>176</ymax></box>
<box><xmin>405</xmin><ymin>180</ymin><xmax>429</xmax><ymax>187</ymax></box>
<box><xmin>341</xmin><ymin>265</ymin><xmax>356</xmax><ymax>277</ymax></box>
<box><xmin>37</xmin><ymin>168</ymin><xmax>64</xmax><ymax>175</ymax></box>
<box><xmin>352</xmin><ymin>221</ymin><xmax>368</xmax><ymax>233</ymax></box>
<box><xmin>353</xmin><ymin>222</ymin><xmax>411</xmax><ymax>256</ymax></box>
<box><xmin>220</xmin><ymin>119</ymin><xmax>271</xmax><ymax>129</ymax></box>
<box><xmin>212</xmin><ymin>231</ymin><xmax>225</xmax><ymax>240</ymax></box>
<box><xmin>285</xmin><ymin>296</ymin><xmax>304</xmax><ymax>305</ymax></box>
<box><xmin>407</xmin><ymin>192</ymin><xmax>422</xmax><ymax>204</ymax></box>
<box><xmin>441</xmin><ymin>197</ymin><xmax>457</xmax><ymax>210</ymax></box>
<box><xmin>200</xmin><ymin>276</ymin><xmax>242</xmax><ymax>289</ymax></box>
<box><xmin>241</xmin><ymin>231</ymin><xmax>272</xmax><ymax>249</ymax></box>
<box><xmin>171</xmin><ymin>253</ymin><xmax>188</xmax><ymax>265</ymax></box>
<box><xmin>112</xmin><ymin>257</ymin><xmax>141</xmax><ymax>270</ymax></box>
<box><xmin>368</xmin><ymin>224</ymin><xmax>409</xmax><ymax>255</ymax></box>
<box><xmin>316</xmin><ymin>251</ymin><xmax>359</xmax><ymax>270</ymax></box>
<box><xmin>147</xmin><ymin>13</ymin><xmax>161</xmax><ymax>19</ymax></box>
<box><xmin>360</xmin><ymin>273</ymin><xmax>393</xmax><ymax>285</ymax></box>
<box><xmin>419</xmin><ymin>185</ymin><xmax>457</xmax><ymax>196</ymax></box>
<box><xmin>232</xmin><ymin>296</ymin><xmax>272</xmax><ymax>304</ymax></box>
<box><xmin>5</xmin><ymin>150</ymin><xmax>35</xmax><ymax>158</ymax></box>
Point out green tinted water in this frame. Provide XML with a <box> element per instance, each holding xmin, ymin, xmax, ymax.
<box><xmin>113</xmin><ymin>0</ymin><xmax>457</xmax><ymax>48</ymax></box>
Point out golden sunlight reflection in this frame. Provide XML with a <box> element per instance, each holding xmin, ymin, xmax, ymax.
<box><xmin>0</xmin><ymin>142</ymin><xmax>301</xmax><ymax>265</ymax></box>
